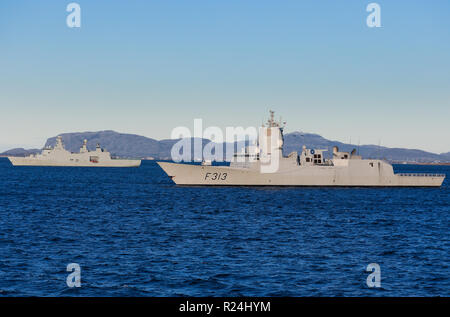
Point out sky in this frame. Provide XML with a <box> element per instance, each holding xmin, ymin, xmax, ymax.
<box><xmin>0</xmin><ymin>0</ymin><xmax>449</xmax><ymax>153</ymax></box>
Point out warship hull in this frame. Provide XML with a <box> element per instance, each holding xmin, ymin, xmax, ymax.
<box><xmin>157</xmin><ymin>162</ymin><xmax>445</xmax><ymax>187</ymax></box>
<box><xmin>8</xmin><ymin>157</ymin><xmax>141</xmax><ymax>167</ymax></box>
<box><xmin>8</xmin><ymin>136</ymin><xmax>141</xmax><ymax>167</ymax></box>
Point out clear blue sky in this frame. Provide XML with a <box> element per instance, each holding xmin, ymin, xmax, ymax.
<box><xmin>1</xmin><ymin>0</ymin><xmax>449</xmax><ymax>153</ymax></box>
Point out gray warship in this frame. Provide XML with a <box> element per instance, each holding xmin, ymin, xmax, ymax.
<box><xmin>158</xmin><ymin>111</ymin><xmax>445</xmax><ymax>187</ymax></box>
<box><xmin>8</xmin><ymin>136</ymin><xmax>141</xmax><ymax>167</ymax></box>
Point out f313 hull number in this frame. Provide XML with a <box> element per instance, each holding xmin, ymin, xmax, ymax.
<box><xmin>204</xmin><ymin>172</ymin><xmax>227</xmax><ymax>181</ymax></box>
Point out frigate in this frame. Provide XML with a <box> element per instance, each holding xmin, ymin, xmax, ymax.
<box><xmin>8</xmin><ymin>136</ymin><xmax>141</xmax><ymax>167</ymax></box>
<box><xmin>158</xmin><ymin>111</ymin><xmax>445</xmax><ymax>187</ymax></box>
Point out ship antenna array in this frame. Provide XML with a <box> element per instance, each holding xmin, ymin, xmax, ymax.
<box><xmin>267</xmin><ymin>110</ymin><xmax>276</xmax><ymax>127</ymax></box>
<box><xmin>267</xmin><ymin>109</ymin><xmax>286</xmax><ymax>128</ymax></box>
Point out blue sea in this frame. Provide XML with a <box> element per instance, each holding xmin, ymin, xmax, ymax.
<box><xmin>0</xmin><ymin>157</ymin><xmax>448</xmax><ymax>297</ymax></box>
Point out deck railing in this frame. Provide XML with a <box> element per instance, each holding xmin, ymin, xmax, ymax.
<box><xmin>397</xmin><ymin>173</ymin><xmax>445</xmax><ymax>177</ymax></box>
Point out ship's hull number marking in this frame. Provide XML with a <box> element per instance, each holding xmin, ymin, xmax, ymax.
<box><xmin>205</xmin><ymin>172</ymin><xmax>227</xmax><ymax>181</ymax></box>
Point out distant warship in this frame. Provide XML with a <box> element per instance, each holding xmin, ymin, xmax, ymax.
<box><xmin>158</xmin><ymin>111</ymin><xmax>445</xmax><ymax>187</ymax></box>
<box><xmin>8</xmin><ymin>136</ymin><xmax>141</xmax><ymax>167</ymax></box>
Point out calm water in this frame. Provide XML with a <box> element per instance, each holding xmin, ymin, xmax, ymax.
<box><xmin>0</xmin><ymin>158</ymin><xmax>448</xmax><ymax>296</ymax></box>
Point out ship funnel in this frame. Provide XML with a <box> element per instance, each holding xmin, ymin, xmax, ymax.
<box><xmin>333</xmin><ymin>146</ymin><xmax>339</xmax><ymax>154</ymax></box>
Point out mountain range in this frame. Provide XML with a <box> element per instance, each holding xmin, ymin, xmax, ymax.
<box><xmin>1</xmin><ymin>130</ymin><xmax>449</xmax><ymax>163</ymax></box>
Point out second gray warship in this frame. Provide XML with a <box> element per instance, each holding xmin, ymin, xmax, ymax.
<box><xmin>8</xmin><ymin>136</ymin><xmax>141</xmax><ymax>167</ymax></box>
<box><xmin>158</xmin><ymin>111</ymin><xmax>445</xmax><ymax>187</ymax></box>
